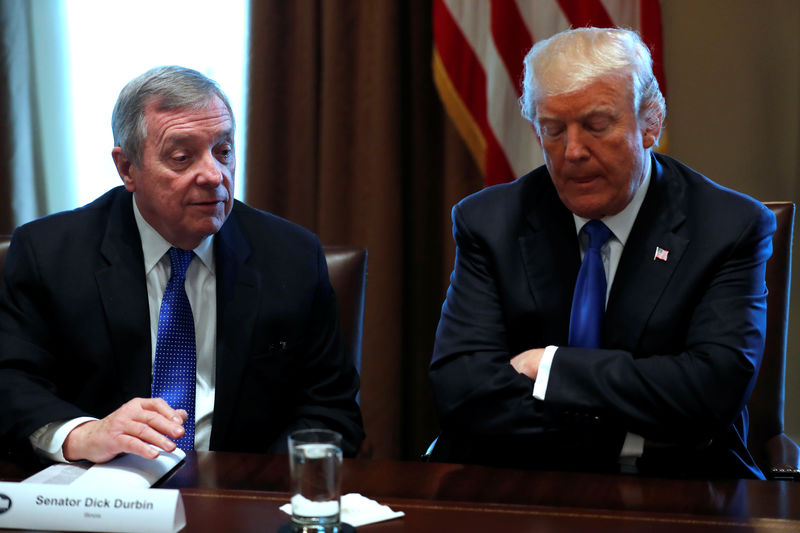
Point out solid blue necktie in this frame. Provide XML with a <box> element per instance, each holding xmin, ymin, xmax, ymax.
<box><xmin>152</xmin><ymin>247</ymin><xmax>196</xmax><ymax>450</ymax></box>
<box><xmin>568</xmin><ymin>220</ymin><xmax>613</xmax><ymax>348</ymax></box>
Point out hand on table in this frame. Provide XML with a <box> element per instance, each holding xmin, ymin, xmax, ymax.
<box><xmin>62</xmin><ymin>397</ymin><xmax>188</xmax><ymax>463</ymax></box>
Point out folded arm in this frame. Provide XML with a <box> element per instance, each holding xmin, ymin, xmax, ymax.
<box><xmin>431</xmin><ymin>200</ymin><xmax>775</xmax><ymax>446</ymax></box>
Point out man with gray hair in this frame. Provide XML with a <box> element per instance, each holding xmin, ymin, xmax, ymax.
<box><xmin>429</xmin><ymin>27</ymin><xmax>774</xmax><ymax>478</ymax></box>
<box><xmin>0</xmin><ymin>66</ymin><xmax>364</xmax><ymax>463</ymax></box>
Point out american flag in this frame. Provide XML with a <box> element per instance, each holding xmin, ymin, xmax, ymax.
<box><xmin>654</xmin><ymin>247</ymin><xmax>669</xmax><ymax>261</ymax></box>
<box><xmin>433</xmin><ymin>0</ymin><xmax>666</xmax><ymax>187</ymax></box>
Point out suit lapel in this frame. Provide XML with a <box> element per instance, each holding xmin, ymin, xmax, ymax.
<box><xmin>519</xmin><ymin>176</ymin><xmax>581</xmax><ymax>345</ymax></box>
<box><xmin>210</xmin><ymin>209</ymin><xmax>260</xmax><ymax>447</ymax></box>
<box><xmin>95</xmin><ymin>189</ymin><xmax>152</xmax><ymax>399</ymax></box>
<box><xmin>605</xmin><ymin>156</ymin><xmax>689</xmax><ymax>351</ymax></box>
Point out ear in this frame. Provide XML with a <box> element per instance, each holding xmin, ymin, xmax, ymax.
<box><xmin>641</xmin><ymin>109</ymin><xmax>663</xmax><ymax>150</ymax></box>
<box><xmin>112</xmin><ymin>147</ymin><xmax>136</xmax><ymax>192</ymax></box>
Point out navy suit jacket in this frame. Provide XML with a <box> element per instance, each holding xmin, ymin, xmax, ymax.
<box><xmin>0</xmin><ymin>187</ymin><xmax>364</xmax><ymax>460</ymax></box>
<box><xmin>430</xmin><ymin>153</ymin><xmax>775</xmax><ymax>478</ymax></box>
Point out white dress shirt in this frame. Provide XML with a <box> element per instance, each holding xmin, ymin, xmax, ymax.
<box><xmin>532</xmin><ymin>157</ymin><xmax>652</xmax><ymax>459</ymax></box>
<box><xmin>135</xmin><ymin>200</ymin><xmax>217</xmax><ymax>451</ymax></box>
<box><xmin>29</xmin><ymin>199</ymin><xmax>218</xmax><ymax>460</ymax></box>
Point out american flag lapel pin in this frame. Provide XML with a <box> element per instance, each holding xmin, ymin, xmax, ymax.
<box><xmin>654</xmin><ymin>247</ymin><xmax>669</xmax><ymax>261</ymax></box>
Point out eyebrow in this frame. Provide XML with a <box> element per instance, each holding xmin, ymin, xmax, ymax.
<box><xmin>214</xmin><ymin>129</ymin><xmax>235</xmax><ymax>144</ymax></box>
<box><xmin>584</xmin><ymin>107</ymin><xmax>617</xmax><ymax>118</ymax></box>
<box><xmin>163</xmin><ymin>129</ymin><xmax>235</xmax><ymax>148</ymax></box>
<box><xmin>537</xmin><ymin>106</ymin><xmax>617</xmax><ymax>123</ymax></box>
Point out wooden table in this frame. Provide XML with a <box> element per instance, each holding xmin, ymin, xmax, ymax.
<box><xmin>3</xmin><ymin>451</ymin><xmax>800</xmax><ymax>532</ymax></box>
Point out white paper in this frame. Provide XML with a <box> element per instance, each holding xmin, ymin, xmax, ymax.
<box><xmin>22</xmin><ymin>463</ymin><xmax>90</xmax><ymax>485</ymax></box>
<box><xmin>23</xmin><ymin>448</ymin><xmax>185</xmax><ymax>489</ymax></box>
<box><xmin>71</xmin><ymin>448</ymin><xmax>185</xmax><ymax>489</ymax></box>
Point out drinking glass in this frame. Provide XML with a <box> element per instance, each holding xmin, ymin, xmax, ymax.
<box><xmin>288</xmin><ymin>429</ymin><xmax>343</xmax><ymax>532</ymax></box>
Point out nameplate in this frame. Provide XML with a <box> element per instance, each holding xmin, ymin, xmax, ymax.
<box><xmin>0</xmin><ymin>481</ymin><xmax>185</xmax><ymax>532</ymax></box>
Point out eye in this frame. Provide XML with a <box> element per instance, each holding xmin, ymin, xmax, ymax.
<box><xmin>585</xmin><ymin>115</ymin><xmax>612</xmax><ymax>133</ymax></box>
<box><xmin>216</xmin><ymin>143</ymin><xmax>234</xmax><ymax>162</ymax></box>
<box><xmin>538</xmin><ymin>121</ymin><xmax>564</xmax><ymax>139</ymax></box>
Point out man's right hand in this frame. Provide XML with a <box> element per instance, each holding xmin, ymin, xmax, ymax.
<box><xmin>510</xmin><ymin>348</ymin><xmax>546</xmax><ymax>379</ymax></box>
<box><xmin>62</xmin><ymin>397</ymin><xmax>188</xmax><ymax>463</ymax></box>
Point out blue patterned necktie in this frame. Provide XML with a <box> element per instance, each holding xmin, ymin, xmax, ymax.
<box><xmin>568</xmin><ymin>220</ymin><xmax>613</xmax><ymax>348</ymax></box>
<box><xmin>152</xmin><ymin>247</ymin><xmax>196</xmax><ymax>450</ymax></box>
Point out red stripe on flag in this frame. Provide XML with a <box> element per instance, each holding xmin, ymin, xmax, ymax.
<box><xmin>433</xmin><ymin>0</ymin><xmax>489</xmax><ymax>129</ymax></box>
<box><xmin>490</xmin><ymin>0</ymin><xmax>533</xmax><ymax>97</ymax></box>
<box><xmin>434</xmin><ymin>0</ymin><xmax>517</xmax><ymax>185</ymax></box>
<box><xmin>556</xmin><ymin>0</ymin><xmax>614</xmax><ymax>28</ymax></box>
<box><xmin>485</xmin><ymin>140</ymin><xmax>517</xmax><ymax>185</ymax></box>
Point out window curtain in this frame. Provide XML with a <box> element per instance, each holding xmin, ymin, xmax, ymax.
<box><xmin>0</xmin><ymin>0</ymin><xmax>75</xmax><ymax>234</ymax></box>
<box><xmin>0</xmin><ymin>0</ymin><xmax>37</xmax><ymax>234</ymax></box>
<box><xmin>245</xmin><ymin>0</ymin><xmax>483</xmax><ymax>459</ymax></box>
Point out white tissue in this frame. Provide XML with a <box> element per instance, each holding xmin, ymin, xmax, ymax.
<box><xmin>280</xmin><ymin>493</ymin><xmax>404</xmax><ymax>527</ymax></box>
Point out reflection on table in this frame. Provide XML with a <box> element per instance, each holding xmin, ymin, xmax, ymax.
<box><xmin>2</xmin><ymin>451</ymin><xmax>800</xmax><ymax>532</ymax></box>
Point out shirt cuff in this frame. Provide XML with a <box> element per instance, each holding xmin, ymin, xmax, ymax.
<box><xmin>532</xmin><ymin>345</ymin><xmax>558</xmax><ymax>400</ymax></box>
<box><xmin>620</xmin><ymin>432</ymin><xmax>645</xmax><ymax>458</ymax></box>
<box><xmin>29</xmin><ymin>417</ymin><xmax>98</xmax><ymax>463</ymax></box>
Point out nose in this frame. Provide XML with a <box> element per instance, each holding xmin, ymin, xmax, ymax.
<box><xmin>195</xmin><ymin>151</ymin><xmax>223</xmax><ymax>187</ymax></box>
<box><xmin>563</xmin><ymin>124</ymin><xmax>590</xmax><ymax>162</ymax></box>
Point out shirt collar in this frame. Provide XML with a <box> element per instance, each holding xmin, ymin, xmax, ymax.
<box><xmin>132</xmin><ymin>197</ymin><xmax>215</xmax><ymax>274</ymax></box>
<box><xmin>572</xmin><ymin>154</ymin><xmax>652</xmax><ymax>245</ymax></box>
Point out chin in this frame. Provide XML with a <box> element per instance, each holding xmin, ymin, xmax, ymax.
<box><xmin>562</xmin><ymin>198</ymin><xmax>608</xmax><ymax>219</ymax></box>
<box><xmin>193</xmin><ymin>219</ymin><xmax>225</xmax><ymax>239</ymax></box>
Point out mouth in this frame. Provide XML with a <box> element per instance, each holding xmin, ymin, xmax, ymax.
<box><xmin>189</xmin><ymin>199</ymin><xmax>226</xmax><ymax>211</ymax></box>
<box><xmin>569</xmin><ymin>174</ymin><xmax>601</xmax><ymax>183</ymax></box>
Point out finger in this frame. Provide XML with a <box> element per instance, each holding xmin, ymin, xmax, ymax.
<box><xmin>130</xmin><ymin>411</ymin><xmax>187</xmax><ymax>441</ymax></box>
<box><xmin>136</xmin><ymin>398</ymin><xmax>189</xmax><ymax>428</ymax></box>
<box><xmin>115</xmin><ymin>434</ymin><xmax>169</xmax><ymax>460</ymax></box>
<box><xmin>139</xmin><ymin>397</ymin><xmax>185</xmax><ymax>421</ymax></box>
<box><xmin>123</xmin><ymin>419</ymin><xmax>183</xmax><ymax>452</ymax></box>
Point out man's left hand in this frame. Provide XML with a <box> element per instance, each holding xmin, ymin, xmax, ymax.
<box><xmin>510</xmin><ymin>348</ymin><xmax>546</xmax><ymax>379</ymax></box>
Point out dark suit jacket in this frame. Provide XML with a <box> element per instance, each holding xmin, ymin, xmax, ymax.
<box><xmin>429</xmin><ymin>153</ymin><xmax>775</xmax><ymax>479</ymax></box>
<box><xmin>0</xmin><ymin>187</ymin><xmax>364</xmax><ymax>460</ymax></box>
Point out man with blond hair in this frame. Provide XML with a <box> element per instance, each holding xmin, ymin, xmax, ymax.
<box><xmin>429</xmin><ymin>28</ymin><xmax>773</xmax><ymax>479</ymax></box>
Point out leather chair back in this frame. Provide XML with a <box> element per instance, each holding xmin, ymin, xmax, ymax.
<box><xmin>322</xmin><ymin>246</ymin><xmax>368</xmax><ymax>374</ymax></box>
<box><xmin>747</xmin><ymin>202</ymin><xmax>798</xmax><ymax>478</ymax></box>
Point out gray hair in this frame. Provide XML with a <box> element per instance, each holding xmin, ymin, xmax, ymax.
<box><xmin>520</xmin><ymin>27</ymin><xmax>665</xmax><ymax>142</ymax></box>
<box><xmin>111</xmin><ymin>66</ymin><xmax>235</xmax><ymax>165</ymax></box>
